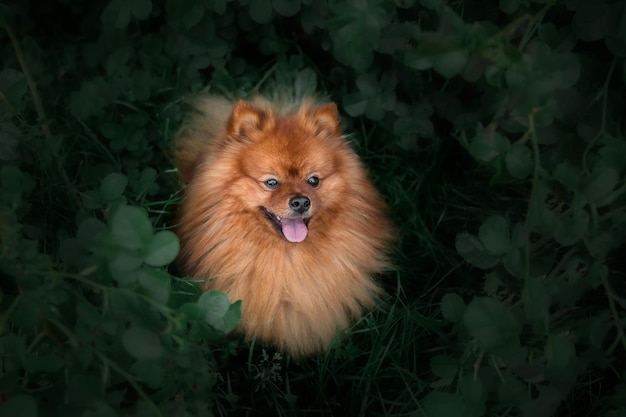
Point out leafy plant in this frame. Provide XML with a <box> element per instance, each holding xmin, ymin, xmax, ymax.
<box><xmin>1</xmin><ymin>0</ymin><xmax>626</xmax><ymax>416</ymax></box>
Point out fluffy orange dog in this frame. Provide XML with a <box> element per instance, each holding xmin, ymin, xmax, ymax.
<box><xmin>173</xmin><ymin>95</ymin><xmax>393</xmax><ymax>357</ymax></box>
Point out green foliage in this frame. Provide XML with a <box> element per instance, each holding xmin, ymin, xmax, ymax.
<box><xmin>1</xmin><ymin>177</ymin><xmax>239</xmax><ymax>416</ymax></box>
<box><xmin>2</xmin><ymin>0</ymin><xmax>626</xmax><ymax>415</ymax></box>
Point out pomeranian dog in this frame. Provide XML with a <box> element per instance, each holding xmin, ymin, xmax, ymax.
<box><xmin>173</xmin><ymin>94</ymin><xmax>394</xmax><ymax>357</ymax></box>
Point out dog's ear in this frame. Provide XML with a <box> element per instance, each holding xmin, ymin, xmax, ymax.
<box><xmin>310</xmin><ymin>103</ymin><xmax>342</xmax><ymax>137</ymax></box>
<box><xmin>227</xmin><ymin>101</ymin><xmax>272</xmax><ymax>140</ymax></box>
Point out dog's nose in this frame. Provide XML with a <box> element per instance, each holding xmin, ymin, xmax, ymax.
<box><xmin>289</xmin><ymin>195</ymin><xmax>311</xmax><ymax>214</ymax></box>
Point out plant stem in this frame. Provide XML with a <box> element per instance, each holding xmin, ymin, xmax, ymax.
<box><xmin>4</xmin><ymin>23</ymin><xmax>50</xmax><ymax>138</ymax></box>
<box><xmin>545</xmin><ymin>247</ymin><xmax>577</xmax><ymax>281</ymax></box>
<box><xmin>524</xmin><ymin>110</ymin><xmax>542</xmax><ymax>280</ymax></box>
<box><xmin>57</xmin><ymin>271</ymin><xmax>183</xmax><ymax>329</ymax></box>
<box><xmin>5</xmin><ymin>23</ymin><xmax>82</xmax><ymax>210</ymax></box>
<box><xmin>0</xmin><ymin>295</ymin><xmax>21</xmax><ymax>334</ymax></box>
<box><xmin>601</xmin><ymin>274</ymin><xmax>626</xmax><ymax>356</ymax></box>
<box><xmin>25</xmin><ymin>331</ymin><xmax>45</xmax><ymax>354</ymax></box>
<box><xmin>582</xmin><ymin>58</ymin><xmax>617</xmax><ymax>174</ymax></box>
<box><xmin>95</xmin><ymin>351</ymin><xmax>163</xmax><ymax>417</ymax></box>
<box><xmin>48</xmin><ymin>318</ymin><xmax>164</xmax><ymax>417</ymax></box>
<box><xmin>518</xmin><ymin>0</ymin><xmax>556</xmax><ymax>51</ymax></box>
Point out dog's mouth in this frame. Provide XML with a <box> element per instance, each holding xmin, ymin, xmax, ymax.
<box><xmin>261</xmin><ymin>207</ymin><xmax>310</xmax><ymax>243</ymax></box>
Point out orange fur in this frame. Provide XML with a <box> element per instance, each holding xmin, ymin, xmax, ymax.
<box><xmin>173</xmin><ymin>95</ymin><xmax>394</xmax><ymax>357</ymax></box>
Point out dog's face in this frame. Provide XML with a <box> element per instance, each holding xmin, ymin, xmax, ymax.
<box><xmin>225</xmin><ymin>100</ymin><xmax>349</xmax><ymax>243</ymax></box>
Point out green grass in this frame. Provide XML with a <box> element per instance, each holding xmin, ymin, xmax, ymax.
<box><xmin>2</xmin><ymin>1</ymin><xmax>626</xmax><ymax>416</ymax></box>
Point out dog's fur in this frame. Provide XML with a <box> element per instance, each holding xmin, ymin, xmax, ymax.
<box><xmin>173</xmin><ymin>95</ymin><xmax>393</xmax><ymax>356</ymax></box>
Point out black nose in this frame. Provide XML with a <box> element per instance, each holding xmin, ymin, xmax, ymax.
<box><xmin>289</xmin><ymin>195</ymin><xmax>311</xmax><ymax>214</ymax></box>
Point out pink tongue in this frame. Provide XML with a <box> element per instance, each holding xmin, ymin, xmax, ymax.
<box><xmin>281</xmin><ymin>218</ymin><xmax>308</xmax><ymax>243</ymax></box>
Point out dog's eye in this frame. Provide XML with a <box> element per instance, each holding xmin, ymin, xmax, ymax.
<box><xmin>307</xmin><ymin>176</ymin><xmax>320</xmax><ymax>188</ymax></box>
<box><xmin>264</xmin><ymin>178</ymin><xmax>280</xmax><ymax>189</ymax></box>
